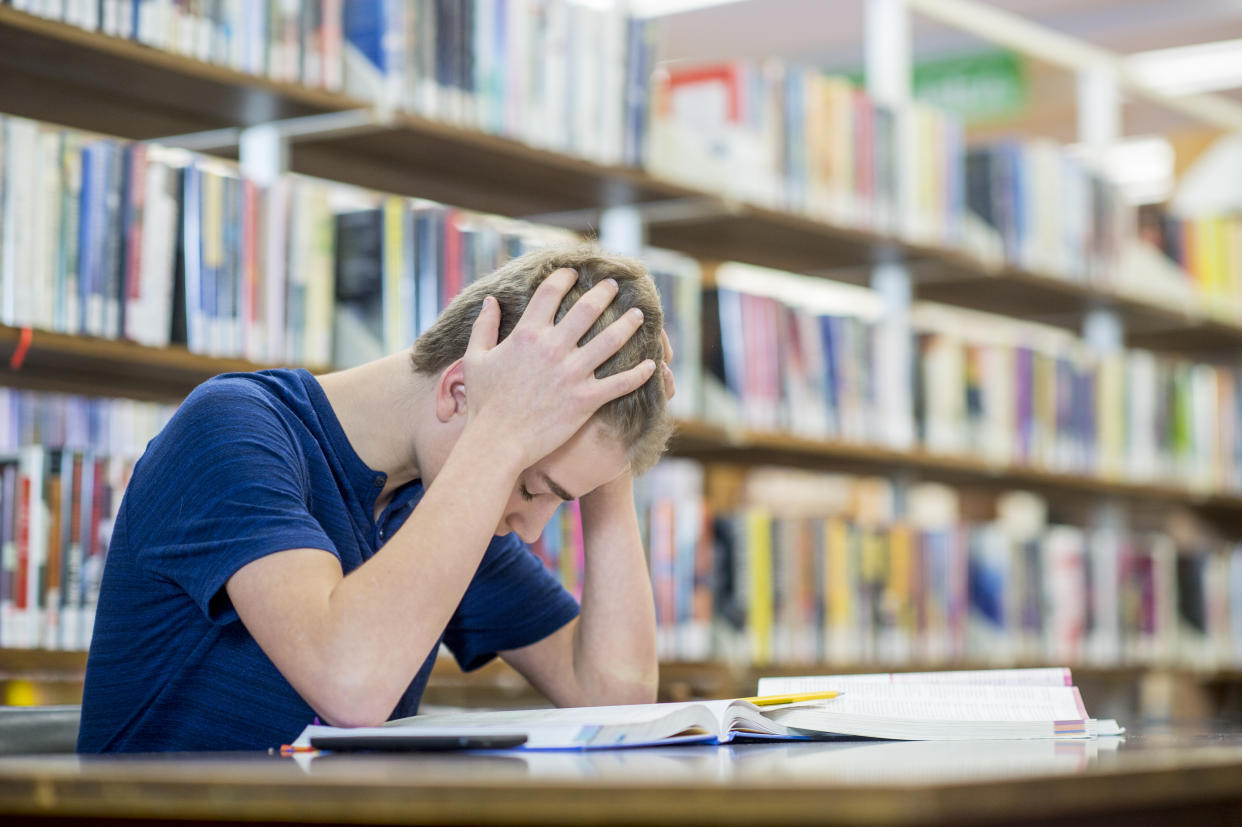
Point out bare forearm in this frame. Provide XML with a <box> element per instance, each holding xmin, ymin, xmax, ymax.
<box><xmin>317</xmin><ymin>426</ymin><xmax>523</xmax><ymax>722</ymax></box>
<box><xmin>571</xmin><ymin>475</ymin><xmax>659</xmax><ymax>704</ymax></box>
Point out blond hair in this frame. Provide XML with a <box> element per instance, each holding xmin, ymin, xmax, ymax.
<box><xmin>411</xmin><ymin>243</ymin><xmax>672</xmax><ymax>474</ymax></box>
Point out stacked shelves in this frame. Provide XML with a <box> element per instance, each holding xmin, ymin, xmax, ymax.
<box><xmin>1</xmin><ymin>5</ymin><xmax>1242</xmax><ymax>711</ymax></box>
<box><xmin>1</xmin><ymin>8</ymin><xmax>1239</xmax><ymax>350</ymax></box>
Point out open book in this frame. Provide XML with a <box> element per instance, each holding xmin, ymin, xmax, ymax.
<box><xmin>294</xmin><ymin>667</ymin><xmax>1121</xmax><ymax>751</ymax></box>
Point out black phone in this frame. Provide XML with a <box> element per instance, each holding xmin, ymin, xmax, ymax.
<box><xmin>309</xmin><ymin>733</ymin><xmax>528</xmax><ymax>752</ymax></box>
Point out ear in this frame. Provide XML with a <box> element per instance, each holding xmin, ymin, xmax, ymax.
<box><xmin>434</xmin><ymin>359</ymin><xmax>469</xmax><ymax>423</ymax></box>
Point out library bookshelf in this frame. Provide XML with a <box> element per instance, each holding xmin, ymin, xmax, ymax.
<box><xmin>2</xmin><ymin>8</ymin><xmax>1241</xmax><ymax>353</ymax></box>
<box><xmin>2</xmin><ymin>4</ymin><xmax>1242</xmax><ymax>718</ymax></box>
<box><xmin>2</xmin><ymin>328</ymin><xmax>1238</xmax><ymax>513</ymax></box>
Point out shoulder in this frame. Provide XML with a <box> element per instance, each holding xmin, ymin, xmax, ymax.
<box><xmin>150</xmin><ymin>370</ymin><xmax>313</xmax><ymax>471</ymax></box>
<box><xmin>174</xmin><ymin>371</ymin><xmax>306</xmax><ymax>437</ymax></box>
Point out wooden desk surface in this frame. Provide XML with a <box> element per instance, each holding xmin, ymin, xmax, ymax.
<box><xmin>3</xmin><ymin>726</ymin><xmax>1242</xmax><ymax>826</ymax></box>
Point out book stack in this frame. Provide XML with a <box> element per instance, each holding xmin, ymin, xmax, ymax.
<box><xmin>913</xmin><ymin>304</ymin><xmax>1242</xmax><ymax>493</ymax></box>
<box><xmin>647</xmin><ymin>61</ymin><xmax>965</xmax><ymax>245</ymax></box>
<box><xmin>965</xmin><ymin>140</ymin><xmax>1126</xmax><ymax>284</ymax></box>
<box><xmin>624</xmin><ymin>462</ymin><xmax>1242</xmax><ymax>671</ymax></box>
<box><xmin>0</xmin><ymin>388</ymin><xmax>175</xmax><ymax>650</ymax></box>
<box><xmin>0</xmin><ymin>115</ymin><xmax>340</xmax><ymax>367</ymax></box>
<box><xmin>1139</xmin><ymin>204</ymin><xmax>1242</xmax><ymax>317</ymax></box>
<box><xmin>8</xmin><ymin>0</ymin><xmax>344</xmax><ymax>89</ymax></box>
<box><xmin>8</xmin><ymin>1</ymin><xmax>656</xmax><ymax>168</ymax></box>
<box><xmin>0</xmin><ymin>113</ymin><xmax>585</xmax><ymax>371</ymax></box>
<box><xmin>332</xmin><ymin>199</ymin><xmax>573</xmax><ymax>367</ymax></box>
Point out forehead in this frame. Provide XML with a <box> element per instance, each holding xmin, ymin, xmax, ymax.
<box><xmin>538</xmin><ymin>421</ymin><xmax>629</xmax><ymax>493</ymax></box>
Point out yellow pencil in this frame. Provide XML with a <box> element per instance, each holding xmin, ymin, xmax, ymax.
<box><xmin>740</xmin><ymin>690</ymin><xmax>842</xmax><ymax>706</ymax></box>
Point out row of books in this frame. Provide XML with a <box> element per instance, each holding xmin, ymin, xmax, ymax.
<box><xmin>647</xmin><ymin>62</ymin><xmax>966</xmax><ymax>248</ymax></box>
<box><xmin>1139</xmin><ymin>204</ymin><xmax>1242</xmax><ymax>313</ymax></box>
<box><xmin>12</xmin><ymin>6</ymin><xmax>1239</xmax><ymax>320</ymax></box>
<box><xmin>0</xmin><ymin>115</ymin><xmax>334</xmax><ymax>366</ymax></box>
<box><xmin>332</xmin><ymin>197</ymin><xmax>571</xmax><ymax>368</ymax></box>
<box><xmin>629</xmin><ymin>462</ymin><xmax>1239</xmax><ymax>670</ymax></box>
<box><xmin>965</xmin><ymin>141</ymin><xmax>1125</xmax><ymax>285</ymax></box>
<box><xmin>675</xmin><ymin>258</ymin><xmax>1242</xmax><ymax>495</ymax></box>
<box><xmin>914</xmin><ymin>321</ymin><xmax>1242</xmax><ymax>492</ymax></box>
<box><xmin>0</xmin><ymin>389</ymin><xmax>174</xmax><ymax>650</ymax></box>
<box><xmin>7</xmin><ymin>0</ymin><xmax>343</xmax><ymax>89</ymax></box>
<box><xmin>6</xmin><ymin>0</ymin><xmax>655</xmax><ymax>168</ymax></box>
<box><xmin>0</xmin><ymin>114</ymin><xmax>577</xmax><ymax>367</ymax></box>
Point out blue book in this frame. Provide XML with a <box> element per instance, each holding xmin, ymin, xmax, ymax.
<box><xmin>181</xmin><ymin>162</ymin><xmax>203</xmax><ymax>353</ymax></box>
<box><xmin>414</xmin><ymin>205</ymin><xmax>440</xmax><ymax>337</ymax></box>
<box><xmin>342</xmin><ymin>0</ymin><xmax>402</xmax><ymax>101</ymax></box>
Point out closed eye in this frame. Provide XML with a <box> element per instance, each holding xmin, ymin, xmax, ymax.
<box><xmin>519</xmin><ymin>482</ymin><xmax>535</xmax><ymax>501</ymax></box>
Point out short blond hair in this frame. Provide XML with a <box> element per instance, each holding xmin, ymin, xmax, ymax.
<box><xmin>411</xmin><ymin>243</ymin><xmax>672</xmax><ymax>474</ymax></box>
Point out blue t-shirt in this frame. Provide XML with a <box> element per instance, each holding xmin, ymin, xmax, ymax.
<box><xmin>77</xmin><ymin>368</ymin><xmax>579</xmax><ymax>752</ymax></box>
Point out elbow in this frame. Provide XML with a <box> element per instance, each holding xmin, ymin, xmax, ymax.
<box><xmin>308</xmin><ymin>671</ymin><xmax>402</xmax><ymax>729</ymax></box>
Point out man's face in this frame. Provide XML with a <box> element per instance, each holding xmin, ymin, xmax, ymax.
<box><xmin>495</xmin><ymin>420</ymin><xmax>629</xmax><ymax>543</ymax></box>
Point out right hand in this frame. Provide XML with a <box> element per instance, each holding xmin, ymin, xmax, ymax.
<box><xmin>461</xmin><ymin>268</ymin><xmax>656</xmax><ymax>470</ymax></box>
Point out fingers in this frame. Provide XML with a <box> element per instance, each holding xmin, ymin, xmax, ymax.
<box><xmin>521</xmin><ymin>268</ymin><xmax>579</xmax><ymax>327</ymax></box>
<box><xmin>660</xmin><ymin>328</ymin><xmax>674</xmax><ymax>365</ymax></box>
<box><xmin>660</xmin><ymin>328</ymin><xmax>676</xmax><ymax>401</ymax></box>
<box><xmin>590</xmin><ymin>359</ymin><xmax>657</xmax><ymax>406</ymax></box>
<box><xmin>577</xmin><ymin>306</ymin><xmax>645</xmax><ymax>370</ymax></box>
<box><xmin>557</xmin><ymin>277</ymin><xmax>619</xmax><ymax>343</ymax></box>
<box><xmin>468</xmin><ymin>295</ymin><xmax>500</xmax><ymax>353</ymax></box>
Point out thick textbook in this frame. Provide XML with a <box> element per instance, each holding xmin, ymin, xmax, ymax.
<box><xmin>295</xmin><ymin>668</ymin><xmax>1116</xmax><ymax>751</ymax></box>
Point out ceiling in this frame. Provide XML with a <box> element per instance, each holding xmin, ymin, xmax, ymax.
<box><xmin>654</xmin><ymin>0</ymin><xmax>1242</xmax><ymax>141</ymax></box>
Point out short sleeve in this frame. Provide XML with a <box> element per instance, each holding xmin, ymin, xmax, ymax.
<box><xmin>126</xmin><ymin>378</ymin><xmax>338</xmax><ymax>625</ymax></box>
<box><xmin>442</xmin><ymin>533</ymin><xmax>580</xmax><ymax>671</ymax></box>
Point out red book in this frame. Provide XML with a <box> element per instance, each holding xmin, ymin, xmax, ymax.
<box><xmin>441</xmin><ymin>210</ymin><xmax>463</xmax><ymax>310</ymax></box>
<box><xmin>14</xmin><ymin>475</ymin><xmax>29</xmax><ymax>613</ymax></box>
<box><xmin>124</xmin><ymin>144</ymin><xmax>147</xmax><ymax>306</ymax></box>
<box><xmin>240</xmin><ymin>178</ymin><xmax>259</xmax><ymax>357</ymax></box>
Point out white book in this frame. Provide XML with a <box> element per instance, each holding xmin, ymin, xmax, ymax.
<box><xmin>296</xmin><ymin>677</ymin><xmax>1115</xmax><ymax>752</ymax></box>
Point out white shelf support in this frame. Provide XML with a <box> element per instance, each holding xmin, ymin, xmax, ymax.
<box><xmin>599</xmin><ymin>205</ymin><xmax>646</xmax><ymax>257</ymax></box>
<box><xmin>871</xmin><ymin>249</ymin><xmax>916</xmax><ymax>451</ymax></box>
<box><xmin>865</xmin><ymin>0</ymin><xmax>911</xmax><ymax>107</ymax></box>
<box><xmin>1077</xmin><ymin>65</ymin><xmax>1121</xmax><ymax>181</ymax></box>
<box><xmin>866</xmin><ymin>0</ymin><xmax>915</xmax><ymax>455</ymax></box>
<box><xmin>239</xmin><ymin>123</ymin><xmax>288</xmax><ymax>187</ymax></box>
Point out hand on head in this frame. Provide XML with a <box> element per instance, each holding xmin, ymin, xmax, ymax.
<box><xmin>462</xmin><ymin>268</ymin><xmax>657</xmax><ymax>470</ymax></box>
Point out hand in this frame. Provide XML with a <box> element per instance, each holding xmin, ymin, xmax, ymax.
<box><xmin>659</xmin><ymin>328</ymin><xmax>676</xmax><ymax>402</ymax></box>
<box><xmin>462</xmin><ymin>268</ymin><xmax>656</xmax><ymax>470</ymax></box>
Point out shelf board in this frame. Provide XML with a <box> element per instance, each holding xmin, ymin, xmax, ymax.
<box><xmin>0</xmin><ymin>328</ymin><xmax>1239</xmax><ymax>511</ymax></box>
<box><xmin>3</xmin><ymin>8</ymin><xmax>1241</xmax><ymax>354</ymax></box>
<box><xmin>0</xmin><ymin>326</ymin><xmax>320</xmax><ymax>402</ymax></box>
<box><xmin>0</xmin><ymin>6</ymin><xmax>346</xmax><ymax>138</ymax></box>
<box><xmin>0</xmin><ymin>649</ymin><xmax>87</xmax><ymax>680</ymax></box>
<box><xmin>669</xmin><ymin>418</ymin><xmax>1242</xmax><ymax>511</ymax></box>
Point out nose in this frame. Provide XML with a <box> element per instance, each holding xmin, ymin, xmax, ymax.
<box><xmin>508</xmin><ymin>499</ymin><xmax>563</xmax><ymax>544</ymax></box>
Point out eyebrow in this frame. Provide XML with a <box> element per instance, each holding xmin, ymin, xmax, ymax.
<box><xmin>538</xmin><ymin>471</ymin><xmax>577</xmax><ymax>502</ymax></box>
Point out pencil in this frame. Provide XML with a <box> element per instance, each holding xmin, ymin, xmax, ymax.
<box><xmin>740</xmin><ymin>690</ymin><xmax>842</xmax><ymax>706</ymax></box>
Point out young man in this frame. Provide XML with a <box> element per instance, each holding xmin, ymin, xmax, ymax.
<box><xmin>77</xmin><ymin>244</ymin><xmax>674</xmax><ymax>752</ymax></box>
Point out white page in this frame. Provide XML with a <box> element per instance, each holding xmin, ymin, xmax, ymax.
<box><xmin>767</xmin><ymin>684</ymin><xmax>1086</xmax><ymax>724</ymax></box>
<box><xmin>757</xmin><ymin>667</ymin><xmax>1072</xmax><ymax>696</ymax></box>
<box><xmin>298</xmin><ymin>701</ymin><xmax>741</xmax><ymax>750</ymax></box>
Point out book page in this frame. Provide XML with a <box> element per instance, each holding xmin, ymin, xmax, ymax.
<box><xmin>766</xmin><ymin>684</ymin><xmax>1087</xmax><ymax>724</ymax></box>
<box><xmin>311</xmin><ymin>701</ymin><xmax>736</xmax><ymax>749</ymax></box>
<box><xmin>757</xmin><ymin>667</ymin><xmax>1072</xmax><ymax>696</ymax></box>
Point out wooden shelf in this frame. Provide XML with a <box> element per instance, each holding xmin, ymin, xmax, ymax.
<box><xmin>0</xmin><ymin>328</ymin><xmax>1239</xmax><ymax>511</ymax></box>
<box><xmin>0</xmin><ymin>649</ymin><xmax>87</xmax><ymax>681</ymax></box>
<box><xmin>0</xmin><ymin>6</ymin><xmax>345</xmax><ymax>138</ymax></box>
<box><xmin>3</xmin><ymin>8</ymin><xmax>1241</xmax><ymax>356</ymax></box>
<box><xmin>0</xmin><ymin>326</ymin><xmax>320</xmax><ymax>402</ymax></box>
<box><xmin>669</xmin><ymin>419</ymin><xmax>1242</xmax><ymax>512</ymax></box>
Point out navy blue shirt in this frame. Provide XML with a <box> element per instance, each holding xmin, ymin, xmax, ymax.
<box><xmin>77</xmin><ymin>369</ymin><xmax>579</xmax><ymax>752</ymax></box>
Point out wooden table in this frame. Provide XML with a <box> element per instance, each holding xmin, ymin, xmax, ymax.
<box><xmin>2</xmin><ymin>725</ymin><xmax>1242</xmax><ymax>825</ymax></box>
